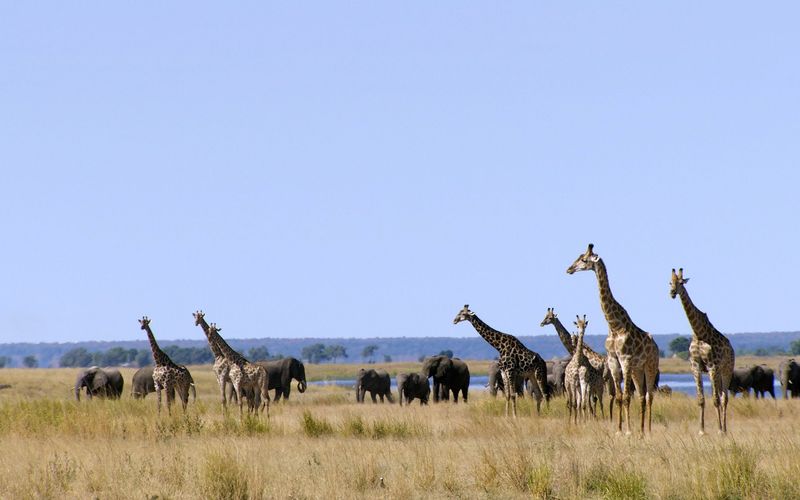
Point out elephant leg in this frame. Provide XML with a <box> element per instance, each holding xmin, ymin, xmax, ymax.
<box><xmin>371</xmin><ymin>392</ymin><xmax>377</xmax><ymax>404</ymax></box>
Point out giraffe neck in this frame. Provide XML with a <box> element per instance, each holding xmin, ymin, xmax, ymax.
<box><xmin>207</xmin><ymin>327</ymin><xmax>247</xmax><ymax>364</ymax></box>
<box><xmin>550</xmin><ymin>317</ymin><xmax>575</xmax><ymax>354</ymax></box>
<box><xmin>467</xmin><ymin>314</ymin><xmax>513</xmax><ymax>355</ymax></box>
<box><xmin>678</xmin><ymin>286</ymin><xmax>716</xmax><ymax>342</ymax></box>
<box><xmin>196</xmin><ymin>317</ymin><xmax>224</xmax><ymax>358</ymax></box>
<box><xmin>143</xmin><ymin>325</ymin><xmax>175</xmax><ymax>367</ymax></box>
<box><xmin>593</xmin><ymin>258</ymin><xmax>634</xmax><ymax>333</ymax></box>
<box><xmin>575</xmin><ymin>329</ymin><xmax>586</xmax><ymax>364</ymax></box>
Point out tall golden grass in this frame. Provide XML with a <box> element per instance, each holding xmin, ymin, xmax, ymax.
<box><xmin>0</xmin><ymin>365</ymin><xmax>797</xmax><ymax>499</ymax></box>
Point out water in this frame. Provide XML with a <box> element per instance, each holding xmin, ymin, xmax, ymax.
<box><xmin>311</xmin><ymin>373</ymin><xmax>784</xmax><ymax>398</ymax></box>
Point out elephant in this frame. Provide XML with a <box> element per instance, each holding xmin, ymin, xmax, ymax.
<box><xmin>132</xmin><ymin>365</ymin><xmax>196</xmax><ymax>402</ymax></box>
<box><xmin>729</xmin><ymin>367</ymin><xmax>755</xmax><ymax>396</ymax></box>
<box><xmin>131</xmin><ymin>366</ymin><xmax>156</xmax><ymax>399</ymax></box>
<box><xmin>751</xmin><ymin>365</ymin><xmax>775</xmax><ymax>399</ymax></box>
<box><xmin>356</xmin><ymin>368</ymin><xmax>394</xmax><ymax>403</ymax></box>
<box><xmin>255</xmin><ymin>357</ymin><xmax>308</xmax><ymax>401</ymax></box>
<box><xmin>420</xmin><ymin>355</ymin><xmax>470</xmax><ymax>403</ymax></box>
<box><xmin>74</xmin><ymin>366</ymin><xmax>124</xmax><ymax>401</ymax></box>
<box><xmin>549</xmin><ymin>357</ymin><xmax>570</xmax><ymax>397</ymax></box>
<box><xmin>778</xmin><ymin>358</ymin><xmax>800</xmax><ymax>398</ymax></box>
<box><xmin>396</xmin><ymin>372</ymin><xmax>430</xmax><ymax>406</ymax></box>
<box><xmin>488</xmin><ymin>360</ymin><xmax>524</xmax><ymax>397</ymax></box>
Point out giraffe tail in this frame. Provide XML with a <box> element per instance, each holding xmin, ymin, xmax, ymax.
<box><xmin>190</xmin><ymin>383</ymin><xmax>196</xmax><ymax>403</ymax></box>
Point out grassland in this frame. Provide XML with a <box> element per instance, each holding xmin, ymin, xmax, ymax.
<box><xmin>0</xmin><ymin>364</ymin><xmax>798</xmax><ymax>499</ymax></box>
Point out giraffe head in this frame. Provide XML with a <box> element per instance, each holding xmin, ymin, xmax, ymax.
<box><xmin>138</xmin><ymin>316</ymin><xmax>151</xmax><ymax>329</ymax></box>
<box><xmin>566</xmin><ymin>243</ymin><xmax>600</xmax><ymax>274</ymax></box>
<box><xmin>669</xmin><ymin>268</ymin><xmax>689</xmax><ymax>299</ymax></box>
<box><xmin>208</xmin><ymin>322</ymin><xmax>222</xmax><ymax>335</ymax></box>
<box><xmin>540</xmin><ymin>307</ymin><xmax>558</xmax><ymax>327</ymax></box>
<box><xmin>193</xmin><ymin>310</ymin><xmax>205</xmax><ymax>326</ymax></box>
<box><xmin>453</xmin><ymin>304</ymin><xmax>474</xmax><ymax>324</ymax></box>
<box><xmin>573</xmin><ymin>314</ymin><xmax>588</xmax><ymax>335</ymax></box>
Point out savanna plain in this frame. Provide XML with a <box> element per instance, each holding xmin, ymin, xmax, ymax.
<box><xmin>1</xmin><ymin>359</ymin><xmax>799</xmax><ymax>499</ymax></box>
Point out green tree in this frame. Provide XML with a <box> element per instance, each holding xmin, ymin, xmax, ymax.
<box><xmin>325</xmin><ymin>345</ymin><xmax>347</xmax><ymax>363</ymax></box>
<box><xmin>135</xmin><ymin>350</ymin><xmax>153</xmax><ymax>367</ymax></box>
<box><xmin>248</xmin><ymin>346</ymin><xmax>271</xmax><ymax>361</ymax></box>
<box><xmin>0</xmin><ymin>356</ymin><xmax>9</xmax><ymax>368</ymax></box>
<box><xmin>438</xmin><ymin>349</ymin><xmax>454</xmax><ymax>359</ymax></box>
<box><xmin>669</xmin><ymin>336</ymin><xmax>690</xmax><ymax>355</ymax></box>
<box><xmin>301</xmin><ymin>343</ymin><xmax>328</xmax><ymax>364</ymax></box>
<box><xmin>59</xmin><ymin>348</ymin><xmax>94</xmax><ymax>367</ymax></box>
<box><xmin>361</xmin><ymin>344</ymin><xmax>378</xmax><ymax>362</ymax></box>
<box><xmin>790</xmin><ymin>339</ymin><xmax>800</xmax><ymax>355</ymax></box>
<box><xmin>22</xmin><ymin>355</ymin><xmax>38</xmax><ymax>368</ymax></box>
<box><xmin>383</xmin><ymin>354</ymin><xmax>393</xmax><ymax>363</ymax></box>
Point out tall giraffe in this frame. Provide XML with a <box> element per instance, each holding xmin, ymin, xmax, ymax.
<box><xmin>670</xmin><ymin>268</ymin><xmax>735</xmax><ymax>435</ymax></box>
<box><xmin>204</xmin><ymin>322</ymin><xmax>270</xmax><ymax>419</ymax></box>
<box><xmin>567</xmin><ymin>244</ymin><xmax>660</xmax><ymax>434</ymax></box>
<box><xmin>453</xmin><ymin>305</ymin><xmax>549</xmax><ymax>417</ymax></box>
<box><xmin>193</xmin><ymin>310</ymin><xmax>237</xmax><ymax>409</ymax></box>
<box><xmin>540</xmin><ymin>307</ymin><xmax>615</xmax><ymax>419</ymax></box>
<box><xmin>564</xmin><ymin>315</ymin><xmax>603</xmax><ymax>423</ymax></box>
<box><xmin>138</xmin><ymin>316</ymin><xmax>194</xmax><ymax>415</ymax></box>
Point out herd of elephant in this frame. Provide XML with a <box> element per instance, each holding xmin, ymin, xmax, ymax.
<box><xmin>73</xmin><ymin>354</ymin><xmax>800</xmax><ymax>406</ymax></box>
<box><xmin>73</xmin><ymin>357</ymin><xmax>309</xmax><ymax>402</ymax></box>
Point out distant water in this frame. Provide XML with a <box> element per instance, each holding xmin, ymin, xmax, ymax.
<box><xmin>311</xmin><ymin>373</ymin><xmax>784</xmax><ymax>399</ymax></box>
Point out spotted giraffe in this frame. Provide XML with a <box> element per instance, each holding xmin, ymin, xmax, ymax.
<box><xmin>453</xmin><ymin>305</ymin><xmax>549</xmax><ymax>417</ymax></box>
<box><xmin>541</xmin><ymin>307</ymin><xmax>616</xmax><ymax>419</ymax></box>
<box><xmin>567</xmin><ymin>244</ymin><xmax>660</xmax><ymax>435</ymax></box>
<box><xmin>139</xmin><ymin>316</ymin><xmax>194</xmax><ymax>415</ymax></box>
<box><xmin>193</xmin><ymin>310</ymin><xmax>237</xmax><ymax>410</ymax></box>
<box><xmin>670</xmin><ymin>268</ymin><xmax>735</xmax><ymax>435</ymax></box>
<box><xmin>564</xmin><ymin>315</ymin><xmax>603</xmax><ymax>423</ymax></box>
<box><xmin>205</xmin><ymin>322</ymin><xmax>270</xmax><ymax>419</ymax></box>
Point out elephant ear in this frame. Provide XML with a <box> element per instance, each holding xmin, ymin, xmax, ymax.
<box><xmin>91</xmin><ymin>369</ymin><xmax>109</xmax><ymax>391</ymax></box>
<box><xmin>435</xmin><ymin>358</ymin><xmax>452</xmax><ymax>378</ymax></box>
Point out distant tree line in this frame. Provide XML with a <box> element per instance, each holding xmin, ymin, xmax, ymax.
<box><xmin>58</xmin><ymin>344</ymin><xmax>283</xmax><ymax>368</ymax></box>
<box><xmin>301</xmin><ymin>343</ymin><xmax>349</xmax><ymax>364</ymax></box>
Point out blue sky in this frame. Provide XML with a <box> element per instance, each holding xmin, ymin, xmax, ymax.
<box><xmin>1</xmin><ymin>4</ymin><xmax>798</xmax><ymax>343</ymax></box>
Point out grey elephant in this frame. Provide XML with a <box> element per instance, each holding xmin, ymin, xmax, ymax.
<box><xmin>488</xmin><ymin>360</ymin><xmax>524</xmax><ymax>397</ymax></box>
<box><xmin>132</xmin><ymin>365</ymin><xmax>196</xmax><ymax>402</ymax></box>
<box><xmin>397</xmin><ymin>372</ymin><xmax>430</xmax><ymax>406</ymax></box>
<box><xmin>74</xmin><ymin>366</ymin><xmax>124</xmax><ymax>401</ymax></box>
<box><xmin>255</xmin><ymin>357</ymin><xmax>308</xmax><ymax>401</ymax></box>
<box><xmin>549</xmin><ymin>357</ymin><xmax>570</xmax><ymax>397</ymax></box>
<box><xmin>778</xmin><ymin>358</ymin><xmax>800</xmax><ymax>398</ymax></box>
<box><xmin>356</xmin><ymin>368</ymin><xmax>394</xmax><ymax>403</ymax></box>
<box><xmin>420</xmin><ymin>355</ymin><xmax>470</xmax><ymax>403</ymax></box>
<box><xmin>751</xmin><ymin>365</ymin><xmax>775</xmax><ymax>399</ymax></box>
<box><xmin>729</xmin><ymin>367</ymin><xmax>755</xmax><ymax>396</ymax></box>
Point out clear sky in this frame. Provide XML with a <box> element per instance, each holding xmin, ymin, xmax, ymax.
<box><xmin>1</xmin><ymin>4</ymin><xmax>799</xmax><ymax>343</ymax></box>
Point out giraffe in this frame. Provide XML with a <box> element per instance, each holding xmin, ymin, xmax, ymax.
<box><xmin>138</xmin><ymin>316</ymin><xmax>194</xmax><ymax>415</ymax></box>
<box><xmin>193</xmin><ymin>310</ymin><xmax>237</xmax><ymax>410</ymax></box>
<box><xmin>567</xmin><ymin>244</ymin><xmax>660</xmax><ymax>434</ymax></box>
<box><xmin>453</xmin><ymin>305</ymin><xmax>549</xmax><ymax>417</ymax></box>
<box><xmin>204</xmin><ymin>322</ymin><xmax>270</xmax><ymax>419</ymax></box>
<box><xmin>670</xmin><ymin>268</ymin><xmax>735</xmax><ymax>435</ymax></box>
<box><xmin>540</xmin><ymin>307</ymin><xmax>615</xmax><ymax>419</ymax></box>
<box><xmin>564</xmin><ymin>315</ymin><xmax>603</xmax><ymax>423</ymax></box>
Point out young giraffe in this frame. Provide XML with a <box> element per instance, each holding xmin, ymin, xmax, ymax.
<box><xmin>205</xmin><ymin>322</ymin><xmax>270</xmax><ymax>419</ymax></box>
<box><xmin>564</xmin><ymin>315</ymin><xmax>603</xmax><ymax>423</ymax></box>
<box><xmin>138</xmin><ymin>316</ymin><xmax>194</xmax><ymax>415</ymax></box>
<box><xmin>567</xmin><ymin>244</ymin><xmax>660</xmax><ymax>435</ymax></box>
<box><xmin>670</xmin><ymin>268</ymin><xmax>735</xmax><ymax>435</ymax></box>
<box><xmin>453</xmin><ymin>305</ymin><xmax>549</xmax><ymax>417</ymax></box>
<box><xmin>540</xmin><ymin>307</ymin><xmax>614</xmax><ymax>419</ymax></box>
<box><xmin>193</xmin><ymin>310</ymin><xmax>237</xmax><ymax>410</ymax></box>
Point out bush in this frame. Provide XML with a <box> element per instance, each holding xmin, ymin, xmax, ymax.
<box><xmin>199</xmin><ymin>451</ymin><xmax>249</xmax><ymax>500</ymax></box>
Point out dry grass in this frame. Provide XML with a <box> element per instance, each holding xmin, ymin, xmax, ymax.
<box><xmin>0</xmin><ymin>366</ymin><xmax>799</xmax><ymax>499</ymax></box>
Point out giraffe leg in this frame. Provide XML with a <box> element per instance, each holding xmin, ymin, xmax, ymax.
<box><xmin>501</xmin><ymin>371</ymin><xmax>516</xmax><ymax>417</ymax></box>
<box><xmin>720</xmin><ymin>373</ymin><xmax>731</xmax><ymax>433</ymax></box>
<box><xmin>608</xmin><ymin>357</ymin><xmax>624</xmax><ymax>433</ymax></box>
<box><xmin>708</xmin><ymin>368</ymin><xmax>723</xmax><ymax>433</ymax></box>
<box><xmin>620</xmin><ymin>363</ymin><xmax>635</xmax><ymax>435</ymax></box>
<box><xmin>691</xmin><ymin>362</ymin><xmax>706</xmax><ymax>436</ymax></box>
<box><xmin>628</xmin><ymin>369</ymin><xmax>646</xmax><ymax>435</ymax></box>
<box><xmin>156</xmin><ymin>387</ymin><xmax>162</xmax><ymax>415</ymax></box>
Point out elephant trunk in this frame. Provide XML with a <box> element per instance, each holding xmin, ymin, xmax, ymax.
<box><xmin>297</xmin><ymin>380</ymin><xmax>307</xmax><ymax>393</ymax></box>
